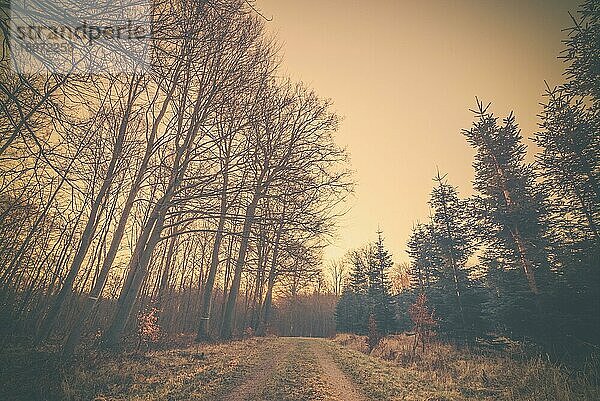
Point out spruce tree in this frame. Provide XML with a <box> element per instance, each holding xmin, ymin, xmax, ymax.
<box><xmin>368</xmin><ymin>232</ymin><xmax>396</xmax><ymax>334</ymax></box>
<box><xmin>405</xmin><ymin>173</ymin><xmax>486</xmax><ymax>342</ymax></box>
<box><xmin>534</xmin><ymin>0</ymin><xmax>599</xmax><ymax>343</ymax></box>
<box><xmin>537</xmin><ymin>87</ymin><xmax>599</xmax><ymax>246</ymax></box>
<box><xmin>463</xmin><ymin>101</ymin><xmax>548</xmax><ymax>295</ymax></box>
<box><xmin>427</xmin><ymin>171</ymin><xmax>485</xmax><ymax>342</ymax></box>
<box><xmin>535</xmin><ymin>0</ymin><xmax>599</xmax><ymax>257</ymax></box>
<box><xmin>407</xmin><ymin>222</ymin><xmax>439</xmax><ymax>290</ymax></box>
<box><xmin>463</xmin><ymin>101</ymin><xmax>551</xmax><ymax>339</ymax></box>
<box><xmin>335</xmin><ymin>247</ymin><xmax>370</xmax><ymax>334</ymax></box>
<box><xmin>335</xmin><ymin>236</ymin><xmax>396</xmax><ymax>335</ymax></box>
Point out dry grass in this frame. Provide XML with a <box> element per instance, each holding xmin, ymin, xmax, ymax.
<box><xmin>3</xmin><ymin>335</ymin><xmax>597</xmax><ymax>400</ymax></box>
<box><xmin>0</xmin><ymin>337</ymin><xmax>333</xmax><ymax>401</ymax></box>
<box><xmin>1</xmin><ymin>337</ymin><xmax>276</xmax><ymax>400</ymax></box>
<box><xmin>254</xmin><ymin>338</ymin><xmax>330</xmax><ymax>400</ymax></box>
<box><xmin>332</xmin><ymin>333</ymin><xmax>600</xmax><ymax>401</ymax></box>
<box><xmin>327</xmin><ymin>339</ymin><xmax>462</xmax><ymax>400</ymax></box>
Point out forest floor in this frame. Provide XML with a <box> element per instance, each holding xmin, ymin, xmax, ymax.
<box><xmin>1</xmin><ymin>335</ymin><xmax>599</xmax><ymax>400</ymax></box>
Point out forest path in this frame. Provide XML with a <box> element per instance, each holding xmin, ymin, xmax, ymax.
<box><xmin>223</xmin><ymin>337</ymin><xmax>291</xmax><ymax>401</ymax></box>
<box><xmin>221</xmin><ymin>337</ymin><xmax>366</xmax><ymax>401</ymax></box>
<box><xmin>307</xmin><ymin>338</ymin><xmax>367</xmax><ymax>401</ymax></box>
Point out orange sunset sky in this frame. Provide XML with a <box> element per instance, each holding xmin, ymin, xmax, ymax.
<box><xmin>256</xmin><ymin>0</ymin><xmax>581</xmax><ymax>263</ymax></box>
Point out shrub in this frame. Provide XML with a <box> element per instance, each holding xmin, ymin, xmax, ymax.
<box><xmin>408</xmin><ymin>292</ymin><xmax>437</xmax><ymax>355</ymax></box>
<box><xmin>137</xmin><ymin>307</ymin><xmax>160</xmax><ymax>350</ymax></box>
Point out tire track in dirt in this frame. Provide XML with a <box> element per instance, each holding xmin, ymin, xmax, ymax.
<box><xmin>221</xmin><ymin>338</ymin><xmax>290</xmax><ymax>401</ymax></box>
<box><xmin>309</xmin><ymin>339</ymin><xmax>366</xmax><ymax>401</ymax></box>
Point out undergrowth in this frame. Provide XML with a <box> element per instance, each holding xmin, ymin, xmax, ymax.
<box><xmin>333</xmin><ymin>333</ymin><xmax>600</xmax><ymax>401</ymax></box>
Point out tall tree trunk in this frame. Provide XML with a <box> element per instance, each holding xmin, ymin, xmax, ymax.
<box><xmin>157</xmin><ymin>226</ymin><xmax>178</xmax><ymax>309</ymax></box>
<box><xmin>511</xmin><ymin>226</ymin><xmax>540</xmax><ymax>295</ymax></box>
<box><xmin>39</xmin><ymin>81</ymin><xmax>138</xmax><ymax>342</ymax></box>
<box><xmin>196</xmin><ymin>169</ymin><xmax>229</xmax><ymax>340</ymax></box>
<box><xmin>102</xmin><ymin>85</ymin><xmax>205</xmax><ymax>346</ymax></box>
<box><xmin>257</xmin><ymin>268</ymin><xmax>277</xmax><ymax>337</ymax></box>
<box><xmin>62</xmin><ymin>76</ymin><xmax>177</xmax><ymax>356</ymax></box>
<box><xmin>103</xmin><ymin>205</ymin><xmax>166</xmax><ymax>347</ymax></box>
<box><xmin>250</xmin><ymin>235</ymin><xmax>267</xmax><ymax>331</ymax></box>
<box><xmin>220</xmin><ymin>192</ymin><xmax>260</xmax><ymax>339</ymax></box>
<box><xmin>491</xmin><ymin>156</ymin><xmax>540</xmax><ymax>295</ymax></box>
<box><xmin>257</xmin><ymin>219</ymin><xmax>283</xmax><ymax>336</ymax></box>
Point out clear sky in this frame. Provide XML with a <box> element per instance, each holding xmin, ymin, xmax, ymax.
<box><xmin>256</xmin><ymin>0</ymin><xmax>581</xmax><ymax>263</ymax></box>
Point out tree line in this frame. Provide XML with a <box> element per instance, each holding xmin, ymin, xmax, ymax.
<box><xmin>0</xmin><ymin>0</ymin><xmax>352</xmax><ymax>355</ymax></box>
<box><xmin>336</xmin><ymin>1</ymin><xmax>598</xmax><ymax>351</ymax></box>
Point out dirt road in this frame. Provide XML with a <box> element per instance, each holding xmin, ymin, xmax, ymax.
<box><xmin>223</xmin><ymin>337</ymin><xmax>365</xmax><ymax>401</ymax></box>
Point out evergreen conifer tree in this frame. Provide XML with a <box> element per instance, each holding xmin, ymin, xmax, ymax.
<box><xmin>463</xmin><ymin>101</ymin><xmax>548</xmax><ymax>292</ymax></box>
<box><xmin>427</xmin><ymin>171</ymin><xmax>485</xmax><ymax>341</ymax></box>
<box><xmin>335</xmin><ymin>247</ymin><xmax>370</xmax><ymax>334</ymax></box>
<box><xmin>463</xmin><ymin>101</ymin><xmax>550</xmax><ymax>338</ymax></box>
<box><xmin>534</xmin><ymin>0</ymin><xmax>599</xmax><ymax>343</ymax></box>
<box><xmin>407</xmin><ymin>222</ymin><xmax>439</xmax><ymax>290</ymax></box>
<box><xmin>368</xmin><ymin>231</ymin><xmax>396</xmax><ymax>334</ymax></box>
<box><xmin>335</xmin><ymin>235</ymin><xmax>396</xmax><ymax>335</ymax></box>
<box><xmin>406</xmin><ymin>173</ymin><xmax>486</xmax><ymax>342</ymax></box>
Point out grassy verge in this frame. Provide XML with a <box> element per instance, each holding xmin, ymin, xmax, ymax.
<box><xmin>327</xmin><ymin>340</ymin><xmax>460</xmax><ymax>401</ymax></box>
<box><xmin>255</xmin><ymin>338</ymin><xmax>330</xmax><ymax>401</ymax></box>
<box><xmin>332</xmin><ymin>334</ymin><xmax>600</xmax><ymax>401</ymax></box>
<box><xmin>1</xmin><ymin>337</ymin><xmax>274</xmax><ymax>400</ymax></box>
